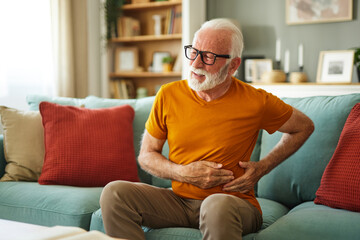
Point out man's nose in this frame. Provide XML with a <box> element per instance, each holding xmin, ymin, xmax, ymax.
<box><xmin>191</xmin><ymin>54</ymin><xmax>204</xmax><ymax>68</ymax></box>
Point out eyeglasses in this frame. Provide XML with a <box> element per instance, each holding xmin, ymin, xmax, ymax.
<box><xmin>184</xmin><ymin>45</ymin><xmax>231</xmax><ymax>65</ymax></box>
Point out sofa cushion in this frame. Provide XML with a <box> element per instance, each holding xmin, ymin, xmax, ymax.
<box><xmin>144</xmin><ymin>227</ymin><xmax>202</xmax><ymax>240</ymax></box>
<box><xmin>90</xmin><ymin>208</ymin><xmax>203</xmax><ymax>240</ymax></box>
<box><xmin>90</xmin><ymin>198</ymin><xmax>287</xmax><ymax>238</ymax></box>
<box><xmin>255</xmin><ymin>201</ymin><xmax>360</xmax><ymax>240</ymax></box>
<box><xmin>85</xmin><ymin>96</ymin><xmax>172</xmax><ymax>188</ymax></box>
<box><xmin>90</xmin><ymin>209</ymin><xmax>257</xmax><ymax>240</ymax></box>
<box><xmin>257</xmin><ymin>94</ymin><xmax>360</xmax><ymax>208</ymax></box>
<box><xmin>0</xmin><ymin>182</ymin><xmax>102</xmax><ymax>229</ymax></box>
<box><xmin>26</xmin><ymin>94</ymin><xmax>85</xmax><ymax>111</ymax></box>
<box><xmin>0</xmin><ymin>106</ymin><xmax>44</xmax><ymax>181</ymax></box>
<box><xmin>257</xmin><ymin>198</ymin><xmax>289</xmax><ymax>230</ymax></box>
<box><xmin>314</xmin><ymin>103</ymin><xmax>360</xmax><ymax>212</ymax></box>
<box><xmin>38</xmin><ymin>102</ymin><xmax>139</xmax><ymax>187</ymax></box>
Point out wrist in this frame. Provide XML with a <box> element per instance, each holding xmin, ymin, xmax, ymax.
<box><xmin>172</xmin><ymin>163</ymin><xmax>186</xmax><ymax>182</ymax></box>
<box><xmin>257</xmin><ymin>159</ymin><xmax>271</xmax><ymax>176</ymax></box>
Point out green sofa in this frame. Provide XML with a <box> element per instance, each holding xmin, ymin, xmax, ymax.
<box><xmin>0</xmin><ymin>93</ymin><xmax>359</xmax><ymax>240</ymax></box>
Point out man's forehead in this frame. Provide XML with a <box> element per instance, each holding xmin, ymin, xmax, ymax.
<box><xmin>193</xmin><ymin>28</ymin><xmax>232</xmax><ymax>53</ymax></box>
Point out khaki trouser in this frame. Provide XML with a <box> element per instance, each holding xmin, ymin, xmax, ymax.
<box><xmin>100</xmin><ymin>181</ymin><xmax>262</xmax><ymax>240</ymax></box>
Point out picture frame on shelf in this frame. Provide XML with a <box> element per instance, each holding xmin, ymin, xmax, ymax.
<box><xmin>286</xmin><ymin>0</ymin><xmax>353</xmax><ymax>25</ymax></box>
<box><xmin>115</xmin><ymin>47</ymin><xmax>139</xmax><ymax>73</ymax></box>
<box><xmin>152</xmin><ymin>51</ymin><xmax>171</xmax><ymax>73</ymax></box>
<box><xmin>242</xmin><ymin>56</ymin><xmax>265</xmax><ymax>82</ymax></box>
<box><xmin>316</xmin><ymin>50</ymin><xmax>355</xmax><ymax>83</ymax></box>
<box><xmin>251</xmin><ymin>59</ymin><xmax>273</xmax><ymax>83</ymax></box>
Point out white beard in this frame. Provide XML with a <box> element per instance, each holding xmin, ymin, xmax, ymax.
<box><xmin>187</xmin><ymin>63</ymin><xmax>230</xmax><ymax>91</ymax></box>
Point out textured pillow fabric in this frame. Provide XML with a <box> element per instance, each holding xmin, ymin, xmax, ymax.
<box><xmin>0</xmin><ymin>106</ymin><xmax>44</xmax><ymax>181</ymax></box>
<box><xmin>314</xmin><ymin>103</ymin><xmax>360</xmax><ymax>212</ymax></box>
<box><xmin>85</xmin><ymin>95</ymin><xmax>172</xmax><ymax>188</ymax></box>
<box><xmin>38</xmin><ymin>101</ymin><xmax>139</xmax><ymax>187</ymax></box>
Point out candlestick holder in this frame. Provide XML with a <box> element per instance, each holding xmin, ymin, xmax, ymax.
<box><xmin>276</xmin><ymin>61</ymin><xmax>281</xmax><ymax>70</ymax></box>
<box><xmin>299</xmin><ymin>66</ymin><xmax>304</xmax><ymax>72</ymax></box>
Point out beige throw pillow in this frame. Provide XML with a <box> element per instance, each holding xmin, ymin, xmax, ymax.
<box><xmin>0</xmin><ymin>106</ymin><xmax>44</xmax><ymax>181</ymax></box>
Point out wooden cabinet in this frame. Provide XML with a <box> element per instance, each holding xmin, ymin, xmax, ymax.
<box><xmin>108</xmin><ymin>0</ymin><xmax>183</xmax><ymax>98</ymax></box>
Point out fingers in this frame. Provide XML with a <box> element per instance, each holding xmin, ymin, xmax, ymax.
<box><xmin>238</xmin><ymin>161</ymin><xmax>248</xmax><ymax>168</ymax></box>
<box><xmin>200</xmin><ymin>161</ymin><xmax>233</xmax><ymax>176</ymax></box>
<box><xmin>201</xmin><ymin>161</ymin><xmax>223</xmax><ymax>168</ymax></box>
<box><xmin>183</xmin><ymin>161</ymin><xmax>235</xmax><ymax>189</ymax></box>
<box><xmin>222</xmin><ymin>163</ymin><xmax>255</xmax><ymax>193</ymax></box>
<box><xmin>213</xmin><ymin>175</ymin><xmax>235</xmax><ymax>187</ymax></box>
<box><xmin>222</xmin><ymin>177</ymin><xmax>251</xmax><ymax>193</ymax></box>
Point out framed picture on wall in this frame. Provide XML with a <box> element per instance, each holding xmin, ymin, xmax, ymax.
<box><xmin>251</xmin><ymin>59</ymin><xmax>273</xmax><ymax>83</ymax></box>
<box><xmin>115</xmin><ymin>47</ymin><xmax>139</xmax><ymax>73</ymax></box>
<box><xmin>242</xmin><ymin>56</ymin><xmax>265</xmax><ymax>82</ymax></box>
<box><xmin>286</xmin><ymin>0</ymin><xmax>353</xmax><ymax>25</ymax></box>
<box><xmin>316</xmin><ymin>50</ymin><xmax>355</xmax><ymax>83</ymax></box>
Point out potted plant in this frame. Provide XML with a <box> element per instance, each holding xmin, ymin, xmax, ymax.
<box><xmin>162</xmin><ymin>56</ymin><xmax>174</xmax><ymax>72</ymax></box>
<box><xmin>104</xmin><ymin>0</ymin><xmax>125</xmax><ymax>39</ymax></box>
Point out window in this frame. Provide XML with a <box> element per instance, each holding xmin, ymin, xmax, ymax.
<box><xmin>0</xmin><ymin>0</ymin><xmax>55</xmax><ymax>110</ymax></box>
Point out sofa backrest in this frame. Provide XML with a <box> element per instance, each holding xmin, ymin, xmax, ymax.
<box><xmin>257</xmin><ymin>93</ymin><xmax>360</xmax><ymax>209</ymax></box>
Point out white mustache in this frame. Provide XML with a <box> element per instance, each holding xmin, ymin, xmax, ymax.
<box><xmin>189</xmin><ymin>66</ymin><xmax>208</xmax><ymax>76</ymax></box>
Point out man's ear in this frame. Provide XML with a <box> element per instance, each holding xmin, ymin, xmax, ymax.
<box><xmin>229</xmin><ymin>57</ymin><xmax>241</xmax><ymax>75</ymax></box>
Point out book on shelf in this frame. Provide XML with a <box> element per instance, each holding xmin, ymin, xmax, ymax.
<box><xmin>173</xmin><ymin>4</ymin><xmax>182</xmax><ymax>34</ymax></box>
<box><xmin>117</xmin><ymin>16</ymin><xmax>141</xmax><ymax>37</ymax></box>
<box><xmin>163</xmin><ymin>5</ymin><xmax>182</xmax><ymax>35</ymax></box>
<box><xmin>111</xmin><ymin>79</ymin><xmax>136</xmax><ymax>99</ymax></box>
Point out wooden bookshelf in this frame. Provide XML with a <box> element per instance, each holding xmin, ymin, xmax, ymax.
<box><xmin>110</xmin><ymin>71</ymin><xmax>182</xmax><ymax>78</ymax></box>
<box><xmin>108</xmin><ymin>0</ymin><xmax>183</xmax><ymax>98</ymax></box>
<box><xmin>109</xmin><ymin>33</ymin><xmax>182</xmax><ymax>43</ymax></box>
<box><xmin>122</xmin><ymin>1</ymin><xmax>181</xmax><ymax>10</ymax></box>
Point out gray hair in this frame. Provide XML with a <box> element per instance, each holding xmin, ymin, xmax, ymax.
<box><xmin>193</xmin><ymin>18</ymin><xmax>244</xmax><ymax>58</ymax></box>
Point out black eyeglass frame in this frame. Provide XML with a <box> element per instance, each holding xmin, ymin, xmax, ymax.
<box><xmin>184</xmin><ymin>45</ymin><xmax>231</xmax><ymax>65</ymax></box>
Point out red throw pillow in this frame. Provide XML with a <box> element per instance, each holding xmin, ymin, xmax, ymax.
<box><xmin>315</xmin><ymin>103</ymin><xmax>360</xmax><ymax>212</ymax></box>
<box><xmin>38</xmin><ymin>102</ymin><xmax>139</xmax><ymax>187</ymax></box>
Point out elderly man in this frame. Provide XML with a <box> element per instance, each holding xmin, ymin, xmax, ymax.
<box><xmin>100</xmin><ymin>19</ymin><xmax>314</xmax><ymax>240</ymax></box>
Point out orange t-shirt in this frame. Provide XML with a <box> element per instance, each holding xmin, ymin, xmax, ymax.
<box><xmin>145</xmin><ymin>77</ymin><xmax>293</xmax><ymax>214</ymax></box>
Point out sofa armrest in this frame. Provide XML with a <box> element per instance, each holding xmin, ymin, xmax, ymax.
<box><xmin>0</xmin><ymin>135</ymin><xmax>5</xmax><ymax>177</ymax></box>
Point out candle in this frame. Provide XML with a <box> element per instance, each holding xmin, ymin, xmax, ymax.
<box><xmin>284</xmin><ymin>50</ymin><xmax>290</xmax><ymax>73</ymax></box>
<box><xmin>276</xmin><ymin>39</ymin><xmax>281</xmax><ymax>61</ymax></box>
<box><xmin>298</xmin><ymin>44</ymin><xmax>303</xmax><ymax>67</ymax></box>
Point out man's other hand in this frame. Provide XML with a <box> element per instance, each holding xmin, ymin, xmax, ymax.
<box><xmin>222</xmin><ymin>161</ymin><xmax>265</xmax><ymax>193</ymax></box>
<box><xmin>181</xmin><ymin>161</ymin><xmax>234</xmax><ymax>189</ymax></box>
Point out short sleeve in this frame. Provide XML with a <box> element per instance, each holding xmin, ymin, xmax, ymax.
<box><xmin>145</xmin><ymin>87</ymin><xmax>168</xmax><ymax>139</ymax></box>
<box><xmin>260</xmin><ymin>92</ymin><xmax>293</xmax><ymax>134</ymax></box>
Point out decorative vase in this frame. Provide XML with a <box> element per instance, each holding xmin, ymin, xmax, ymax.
<box><xmin>261</xmin><ymin>70</ymin><xmax>286</xmax><ymax>83</ymax></box>
<box><xmin>136</xmin><ymin>87</ymin><xmax>148</xmax><ymax>98</ymax></box>
<box><xmin>289</xmin><ymin>72</ymin><xmax>308</xmax><ymax>83</ymax></box>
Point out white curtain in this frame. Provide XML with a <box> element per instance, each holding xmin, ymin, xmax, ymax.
<box><xmin>51</xmin><ymin>0</ymin><xmax>76</xmax><ymax>98</ymax></box>
<box><xmin>0</xmin><ymin>0</ymin><xmax>100</xmax><ymax>111</ymax></box>
<box><xmin>0</xmin><ymin>0</ymin><xmax>55</xmax><ymax>110</ymax></box>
